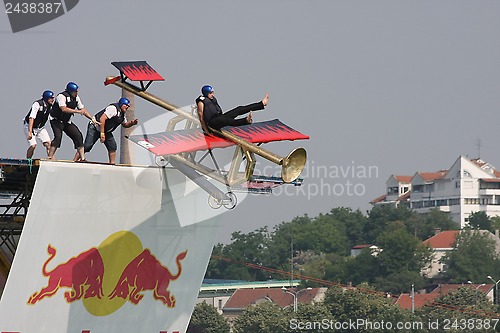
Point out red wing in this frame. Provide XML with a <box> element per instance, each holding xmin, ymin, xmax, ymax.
<box><xmin>111</xmin><ymin>61</ymin><xmax>165</xmax><ymax>81</ymax></box>
<box><xmin>127</xmin><ymin>119</ymin><xmax>309</xmax><ymax>156</ymax></box>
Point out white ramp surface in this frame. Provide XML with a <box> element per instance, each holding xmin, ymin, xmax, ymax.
<box><xmin>0</xmin><ymin>161</ymin><xmax>221</xmax><ymax>333</ymax></box>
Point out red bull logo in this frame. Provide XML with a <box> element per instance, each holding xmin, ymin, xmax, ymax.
<box><xmin>109</xmin><ymin>249</ymin><xmax>187</xmax><ymax>307</ymax></box>
<box><xmin>27</xmin><ymin>231</ymin><xmax>188</xmax><ymax>316</ymax></box>
<box><xmin>28</xmin><ymin>245</ymin><xmax>104</xmax><ymax>304</ymax></box>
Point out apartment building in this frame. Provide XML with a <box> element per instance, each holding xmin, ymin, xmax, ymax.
<box><xmin>371</xmin><ymin>156</ymin><xmax>500</xmax><ymax>228</ymax></box>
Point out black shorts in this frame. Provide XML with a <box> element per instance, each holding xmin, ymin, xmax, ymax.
<box><xmin>50</xmin><ymin>119</ymin><xmax>84</xmax><ymax>149</ymax></box>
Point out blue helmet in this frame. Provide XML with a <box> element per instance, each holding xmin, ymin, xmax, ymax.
<box><xmin>118</xmin><ymin>97</ymin><xmax>131</xmax><ymax>107</ymax></box>
<box><xmin>42</xmin><ymin>90</ymin><xmax>54</xmax><ymax>101</ymax></box>
<box><xmin>201</xmin><ymin>85</ymin><xmax>214</xmax><ymax>97</ymax></box>
<box><xmin>66</xmin><ymin>82</ymin><xmax>78</xmax><ymax>93</ymax></box>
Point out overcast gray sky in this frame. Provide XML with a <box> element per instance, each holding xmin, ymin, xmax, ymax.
<box><xmin>2</xmin><ymin>1</ymin><xmax>500</xmax><ymax>243</ymax></box>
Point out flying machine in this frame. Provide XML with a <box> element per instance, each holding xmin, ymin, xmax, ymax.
<box><xmin>104</xmin><ymin>61</ymin><xmax>309</xmax><ymax>209</ymax></box>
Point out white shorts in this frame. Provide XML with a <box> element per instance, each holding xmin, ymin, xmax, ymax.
<box><xmin>23</xmin><ymin>122</ymin><xmax>51</xmax><ymax>147</ymax></box>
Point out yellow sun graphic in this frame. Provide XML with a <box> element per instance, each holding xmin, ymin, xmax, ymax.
<box><xmin>82</xmin><ymin>231</ymin><xmax>143</xmax><ymax>316</ymax></box>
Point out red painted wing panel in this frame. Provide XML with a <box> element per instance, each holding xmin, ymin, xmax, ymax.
<box><xmin>226</xmin><ymin>119</ymin><xmax>309</xmax><ymax>143</ymax></box>
<box><xmin>111</xmin><ymin>61</ymin><xmax>165</xmax><ymax>81</ymax></box>
<box><xmin>127</xmin><ymin>119</ymin><xmax>309</xmax><ymax>156</ymax></box>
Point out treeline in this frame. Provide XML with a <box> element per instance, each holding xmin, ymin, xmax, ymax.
<box><xmin>188</xmin><ymin>284</ymin><xmax>499</xmax><ymax>333</ymax></box>
<box><xmin>207</xmin><ymin>206</ymin><xmax>500</xmax><ymax>293</ymax></box>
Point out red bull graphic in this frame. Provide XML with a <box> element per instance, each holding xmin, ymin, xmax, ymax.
<box><xmin>27</xmin><ymin>232</ymin><xmax>188</xmax><ymax>315</ymax></box>
<box><xmin>0</xmin><ymin>164</ymin><xmax>217</xmax><ymax>333</ymax></box>
<box><xmin>109</xmin><ymin>249</ymin><xmax>187</xmax><ymax>307</ymax></box>
<box><xmin>28</xmin><ymin>245</ymin><xmax>104</xmax><ymax>304</ymax></box>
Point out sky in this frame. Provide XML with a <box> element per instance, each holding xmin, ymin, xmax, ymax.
<box><xmin>2</xmin><ymin>1</ymin><xmax>500</xmax><ymax>243</ymax></box>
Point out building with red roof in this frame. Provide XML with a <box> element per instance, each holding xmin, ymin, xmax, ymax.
<box><xmin>395</xmin><ymin>284</ymin><xmax>494</xmax><ymax>310</ymax></box>
<box><xmin>395</xmin><ymin>293</ymin><xmax>442</xmax><ymax>310</ymax></box>
<box><xmin>430</xmin><ymin>283</ymin><xmax>494</xmax><ymax>299</ymax></box>
<box><xmin>423</xmin><ymin>230</ymin><xmax>460</xmax><ymax>249</ymax></box>
<box><xmin>222</xmin><ymin>287</ymin><xmax>326</xmax><ymax>322</ymax></box>
<box><xmin>370</xmin><ymin>175</ymin><xmax>413</xmax><ymax>208</ymax></box>
<box><xmin>421</xmin><ymin>230</ymin><xmax>460</xmax><ymax>278</ymax></box>
<box><xmin>371</xmin><ymin>156</ymin><xmax>500</xmax><ymax>228</ymax></box>
<box><xmin>422</xmin><ymin>229</ymin><xmax>500</xmax><ymax>278</ymax></box>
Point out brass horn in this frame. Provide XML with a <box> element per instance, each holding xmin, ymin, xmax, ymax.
<box><xmin>282</xmin><ymin>148</ymin><xmax>307</xmax><ymax>183</ymax></box>
<box><xmin>216</xmin><ymin>127</ymin><xmax>307</xmax><ymax>183</ymax></box>
<box><xmin>106</xmin><ymin>76</ymin><xmax>307</xmax><ymax>183</ymax></box>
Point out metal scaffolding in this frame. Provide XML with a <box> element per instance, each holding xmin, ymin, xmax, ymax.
<box><xmin>0</xmin><ymin>158</ymin><xmax>39</xmax><ymax>275</ymax></box>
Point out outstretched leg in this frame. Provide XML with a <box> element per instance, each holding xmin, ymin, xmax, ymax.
<box><xmin>208</xmin><ymin>94</ymin><xmax>268</xmax><ymax>129</ymax></box>
<box><xmin>223</xmin><ymin>100</ymin><xmax>264</xmax><ymax>119</ymax></box>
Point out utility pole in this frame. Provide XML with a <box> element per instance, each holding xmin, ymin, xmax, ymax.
<box><xmin>120</xmin><ymin>90</ymin><xmax>135</xmax><ymax>164</ymax></box>
<box><xmin>282</xmin><ymin>287</ymin><xmax>312</xmax><ymax>312</ymax></box>
<box><xmin>290</xmin><ymin>233</ymin><xmax>294</xmax><ymax>287</ymax></box>
<box><xmin>411</xmin><ymin>284</ymin><xmax>415</xmax><ymax>314</ymax></box>
<box><xmin>487</xmin><ymin>276</ymin><xmax>500</xmax><ymax>304</ymax></box>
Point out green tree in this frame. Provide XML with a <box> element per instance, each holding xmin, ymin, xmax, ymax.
<box><xmin>205</xmin><ymin>243</ymin><xmax>226</xmax><ymax>279</ymax></box>
<box><xmin>443</xmin><ymin>230</ymin><xmax>500</xmax><ymax>283</ymax></box>
<box><xmin>405</xmin><ymin>209</ymin><xmax>458</xmax><ymax>240</ymax></box>
<box><xmin>206</xmin><ymin>228</ymin><xmax>272</xmax><ymax>281</ymax></box>
<box><xmin>309</xmin><ymin>213</ymin><xmax>350</xmax><ymax>255</ymax></box>
<box><xmin>343</xmin><ymin>249</ymin><xmax>380</xmax><ymax>286</ymax></box>
<box><xmin>271</xmin><ymin>213</ymin><xmax>349</xmax><ymax>257</ymax></box>
<box><xmin>417</xmin><ymin>286</ymin><xmax>498</xmax><ymax>332</ymax></box>
<box><xmin>326</xmin><ymin>207</ymin><xmax>367</xmax><ymax>249</ymax></box>
<box><xmin>376</xmin><ymin>227</ymin><xmax>432</xmax><ymax>276</ymax></box>
<box><xmin>467</xmin><ymin>211</ymin><xmax>492</xmax><ymax>232</ymax></box>
<box><xmin>374</xmin><ymin>270</ymin><xmax>426</xmax><ymax>294</ymax></box>
<box><xmin>338</xmin><ymin>230</ymin><xmax>429</xmax><ymax>293</ymax></box>
<box><xmin>324</xmin><ymin>284</ymin><xmax>416</xmax><ymax>332</ymax></box>
<box><xmin>268</xmin><ymin>213</ymin><xmax>349</xmax><ymax>279</ymax></box>
<box><xmin>295</xmin><ymin>251</ymin><xmax>331</xmax><ymax>285</ymax></box>
<box><xmin>364</xmin><ymin>205</ymin><xmax>414</xmax><ymax>244</ymax></box>
<box><xmin>232</xmin><ymin>302</ymin><xmax>291</xmax><ymax>333</ymax></box>
<box><xmin>187</xmin><ymin>302</ymin><xmax>230</xmax><ymax>333</ymax></box>
<box><xmin>205</xmin><ymin>205</ymin><xmax>458</xmax><ymax>286</ymax></box>
<box><xmin>266</xmin><ymin>215</ymin><xmax>312</xmax><ymax>274</ymax></box>
<box><xmin>291</xmin><ymin>302</ymin><xmax>336</xmax><ymax>333</ymax></box>
<box><xmin>490</xmin><ymin>216</ymin><xmax>500</xmax><ymax>232</ymax></box>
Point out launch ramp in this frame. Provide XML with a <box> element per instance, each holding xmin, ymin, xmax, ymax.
<box><xmin>0</xmin><ymin>161</ymin><xmax>222</xmax><ymax>333</ymax></box>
